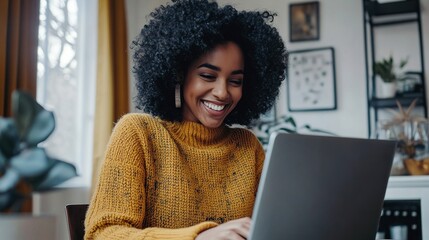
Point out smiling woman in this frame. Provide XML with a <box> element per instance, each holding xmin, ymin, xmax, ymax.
<box><xmin>182</xmin><ymin>42</ymin><xmax>244</xmax><ymax>128</ymax></box>
<box><xmin>84</xmin><ymin>0</ymin><xmax>287</xmax><ymax>239</ymax></box>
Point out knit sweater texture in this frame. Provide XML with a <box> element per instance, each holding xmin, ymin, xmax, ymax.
<box><xmin>84</xmin><ymin>113</ymin><xmax>265</xmax><ymax>239</ymax></box>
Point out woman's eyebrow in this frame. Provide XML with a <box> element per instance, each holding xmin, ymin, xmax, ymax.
<box><xmin>197</xmin><ymin>63</ymin><xmax>220</xmax><ymax>71</ymax></box>
<box><xmin>197</xmin><ymin>63</ymin><xmax>244</xmax><ymax>75</ymax></box>
<box><xmin>231</xmin><ymin>70</ymin><xmax>244</xmax><ymax>75</ymax></box>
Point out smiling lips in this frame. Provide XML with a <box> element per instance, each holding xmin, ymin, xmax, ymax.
<box><xmin>203</xmin><ymin>100</ymin><xmax>227</xmax><ymax>112</ymax></box>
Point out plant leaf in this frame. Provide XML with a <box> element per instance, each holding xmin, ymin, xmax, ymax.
<box><xmin>0</xmin><ymin>168</ymin><xmax>20</xmax><ymax>193</ymax></box>
<box><xmin>25</xmin><ymin>110</ymin><xmax>55</xmax><ymax>147</ymax></box>
<box><xmin>301</xmin><ymin>124</ymin><xmax>337</xmax><ymax>136</ymax></box>
<box><xmin>0</xmin><ymin>190</ymin><xmax>24</xmax><ymax>212</ymax></box>
<box><xmin>399</xmin><ymin>58</ymin><xmax>408</xmax><ymax>68</ymax></box>
<box><xmin>0</xmin><ymin>150</ymin><xmax>6</xmax><ymax>171</ymax></box>
<box><xmin>0</xmin><ymin>118</ymin><xmax>19</xmax><ymax>157</ymax></box>
<box><xmin>10</xmin><ymin>148</ymin><xmax>50</xmax><ymax>177</ymax></box>
<box><xmin>33</xmin><ymin>159</ymin><xmax>78</xmax><ymax>191</ymax></box>
<box><xmin>405</xmin><ymin>99</ymin><xmax>418</xmax><ymax>117</ymax></box>
<box><xmin>284</xmin><ymin>117</ymin><xmax>297</xmax><ymax>128</ymax></box>
<box><xmin>0</xmin><ymin>191</ymin><xmax>14</xmax><ymax>211</ymax></box>
<box><xmin>276</xmin><ymin>127</ymin><xmax>296</xmax><ymax>133</ymax></box>
<box><xmin>12</xmin><ymin>90</ymin><xmax>44</xmax><ymax>139</ymax></box>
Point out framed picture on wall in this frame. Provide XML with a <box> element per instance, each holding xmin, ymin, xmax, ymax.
<box><xmin>289</xmin><ymin>1</ymin><xmax>320</xmax><ymax>42</ymax></box>
<box><xmin>287</xmin><ymin>47</ymin><xmax>337</xmax><ymax>112</ymax></box>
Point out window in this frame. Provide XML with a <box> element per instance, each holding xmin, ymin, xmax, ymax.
<box><xmin>37</xmin><ymin>0</ymin><xmax>97</xmax><ymax>187</ymax></box>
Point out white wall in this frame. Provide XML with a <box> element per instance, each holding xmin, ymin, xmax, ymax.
<box><xmin>126</xmin><ymin>0</ymin><xmax>171</xmax><ymax>112</ymax></box>
<box><xmin>126</xmin><ymin>0</ymin><xmax>429</xmax><ymax>139</ymax></box>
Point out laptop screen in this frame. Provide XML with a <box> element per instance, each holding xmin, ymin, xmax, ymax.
<box><xmin>249</xmin><ymin>133</ymin><xmax>396</xmax><ymax>240</ymax></box>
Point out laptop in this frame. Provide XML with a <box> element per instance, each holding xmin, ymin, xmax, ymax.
<box><xmin>249</xmin><ymin>132</ymin><xmax>396</xmax><ymax>240</ymax></box>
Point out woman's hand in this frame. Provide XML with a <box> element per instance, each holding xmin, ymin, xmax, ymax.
<box><xmin>196</xmin><ymin>217</ymin><xmax>251</xmax><ymax>240</ymax></box>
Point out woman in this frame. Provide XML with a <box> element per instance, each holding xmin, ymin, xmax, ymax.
<box><xmin>84</xmin><ymin>0</ymin><xmax>287</xmax><ymax>239</ymax></box>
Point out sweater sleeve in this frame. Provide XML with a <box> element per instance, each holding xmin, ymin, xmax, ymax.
<box><xmin>84</xmin><ymin>114</ymin><xmax>218</xmax><ymax>239</ymax></box>
<box><xmin>254</xmin><ymin>135</ymin><xmax>266</xmax><ymax>190</ymax></box>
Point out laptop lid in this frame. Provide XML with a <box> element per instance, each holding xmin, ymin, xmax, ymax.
<box><xmin>249</xmin><ymin>132</ymin><xmax>396</xmax><ymax>240</ymax></box>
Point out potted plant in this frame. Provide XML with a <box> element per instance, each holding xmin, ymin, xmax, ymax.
<box><xmin>373</xmin><ymin>55</ymin><xmax>408</xmax><ymax>98</ymax></box>
<box><xmin>377</xmin><ymin>99</ymin><xmax>429</xmax><ymax>175</ymax></box>
<box><xmin>249</xmin><ymin>114</ymin><xmax>336</xmax><ymax>151</ymax></box>
<box><xmin>0</xmin><ymin>90</ymin><xmax>78</xmax><ymax>212</ymax></box>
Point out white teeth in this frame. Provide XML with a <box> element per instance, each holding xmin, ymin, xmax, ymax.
<box><xmin>203</xmin><ymin>101</ymin><xmax>226</xmax><ymax>111</ymax></box>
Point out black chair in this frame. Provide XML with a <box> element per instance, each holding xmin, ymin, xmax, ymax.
<box><xmin>65</xmin><ymin>204</ymin><xmax>89</xmax><ymax>240</ymax></box>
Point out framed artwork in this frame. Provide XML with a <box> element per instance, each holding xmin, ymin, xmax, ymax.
<box><xmin>287</xmin><ymin>47</ymin><xmax>337</xmax><ymax>112</ymax></box>
<box><xmin>289</xmin><ymin>1</ymin><xmax>320</xmax><ymax>42</ymax></box>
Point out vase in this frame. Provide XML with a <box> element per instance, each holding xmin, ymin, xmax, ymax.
<box><xmin>376</xmin><ymin>77</ymin><xmax>397</xmax><ymax>98</ymax></box>
<box><xmin>375</xmin><ymin>120</ymin><xmax>429</xmax><ymax>175</ymax></box>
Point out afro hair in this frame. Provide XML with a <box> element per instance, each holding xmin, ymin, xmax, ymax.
<box><xmin>132</xmin><ymin>0</ymin><xmax>287</xmax><ymax>126</ymax></box>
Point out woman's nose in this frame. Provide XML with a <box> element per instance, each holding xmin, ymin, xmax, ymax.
<box><xmin>212</xmin><ymin>80</ymin><xmax>228</xmax><ymax>100</ymax></box>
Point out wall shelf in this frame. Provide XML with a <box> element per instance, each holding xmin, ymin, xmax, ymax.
<box><xmin>362</xmin><ymin>0</ymin><xmax>427</xmax><ymax>137</ymax></box>
<box><xmin>388</xmin><ymin>175</ymin><xmax>429</xmax><ymax>188</ymax></box>
<box><xmin>370</xmin><ymin>93</ymin><xmax>425</xmax><ymax>108</ymax></box>
<box><xmin>364</xmin><ymin>0</ymin><xmax>419</xmax><ymax>16</ymax></box>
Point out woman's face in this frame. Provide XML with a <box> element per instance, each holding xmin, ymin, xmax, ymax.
<box><xmin>182</xmin><ymin>42</ymin><xmax>244</xmax><ymax>128</ymax></box>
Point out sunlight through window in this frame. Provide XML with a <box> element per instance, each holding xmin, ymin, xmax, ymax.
<box><xmin>37</xmin><ymin>0</ymin><xmax>97</xmax><ymax>187</ymax></box>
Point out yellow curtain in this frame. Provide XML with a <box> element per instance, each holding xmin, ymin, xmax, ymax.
<box><xmin>0</xmin><ymin>0</ymin><xmax>39</xmax><ymax>117</ymax></box>
<box><xmin>92</xmin><ymin>0</ymin><xmax>130</xmax><ymax>190</ymax></box>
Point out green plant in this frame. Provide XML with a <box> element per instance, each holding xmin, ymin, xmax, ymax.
<box><xmin>249</xmin><ymin>115</ymin><xmax>336</xmax><ymax>150</ymax></box>
<box><xmin>0</xmin><ymin>90</ymin><xmax>77</xmax><ymax>212</ymax></box>
<box><xmin>373</xmin><ymin>55</ymin><xmax>408</xmax><ymax>83</ymax></box>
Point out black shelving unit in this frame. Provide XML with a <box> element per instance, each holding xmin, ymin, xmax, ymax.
<box><xmin>377</xmin><ymin>199</ymin><xmax>422</xmax><ymax>240</ymax></box>
<box><xmin>363</xmin><ymin>0</ymin><xmax>427</xmax><ymax>137</ymax></box>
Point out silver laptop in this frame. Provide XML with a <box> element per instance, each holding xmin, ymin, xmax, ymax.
<box><xmin>249</xmin><ymin>132</ymin><xmax>396</xmax><ymax>240</ymax></box>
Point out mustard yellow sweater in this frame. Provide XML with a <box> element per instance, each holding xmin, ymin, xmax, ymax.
<box><xmin>84</xmin><ymin>113</ymin><xmax>265</xmax><ymax>239</ymax></box>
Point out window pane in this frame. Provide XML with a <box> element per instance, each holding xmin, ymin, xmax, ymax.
<box><xmin>37</xmin><ymin>0</ymin><xmax>96</xmax><ymax>187</ymax></box>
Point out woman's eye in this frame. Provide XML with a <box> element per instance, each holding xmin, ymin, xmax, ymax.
<box><xmin>230</xmin><ymin>79</ymin><xmax>243</xmax><ymax>86</ymax></box>
<box><xmin>200</xmin><ymin>74</ymin><xmax>215</xmax><ymax>79</ymax></box>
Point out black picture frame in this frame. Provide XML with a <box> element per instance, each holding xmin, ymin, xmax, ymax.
<box><xmin>287</xmin><ymin>47</ymin><xmax>337</xmax><ymax>112</ymax></box>
<box><xmin>289</xmin><ymin>1</ymin><xmax>320</xmax><ymax>42</ymax></box>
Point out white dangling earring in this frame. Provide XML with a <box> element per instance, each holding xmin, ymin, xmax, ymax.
<box><xmin>175</xmin><ymin>84</ymin><xmax>181</xmax><ymax>108</ymax></box>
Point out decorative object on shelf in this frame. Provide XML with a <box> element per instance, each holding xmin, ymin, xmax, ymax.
<box><xmin>249</xmin><ymin>114</ymin><xmax>336</xmax><ymax>151</ymax></box>
<box><xmin>287</xmin><ymin>47</ymin><xmax>337</xmax><ymax>112</ymax></box>
<box><xmin>373</xmin><ymin>55</ymin><xmax>408</xmax><ymax>98</ymax></box>
<box><xmin>404</xmin><ymin>158</ymin><xmax>429</xmax><ymax>175</ymax></box>
<box><xmin>397</xmin><ymin>71</ymin><xmax>423</xmax><ymax>95</ymax></box>
<box><xmin>289</xmin><ymin>1</ymin><xmax>319</xmax><ymax>42</ymax></box>
<box><xmin>0</xmin><ymin>90</ymin><xmax>78</xmax><ymax>212</ymax></box>
<box><xmin>374</xmin><ymin>55</ymin><xmax>408</xmax><ymax>83</ymax></box>
<box><xmin>375</xmin><ymin>99</ymin><xmax>429</xmax><ymax>175</ymax></box>
<box><xmin>376</xmin><ymin>78</ymin><xmax>397</xmax><ymax>99</ymax></box>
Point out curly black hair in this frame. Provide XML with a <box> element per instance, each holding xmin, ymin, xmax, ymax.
<box><xmin>132</xmin><ymin>0</ymin><xmax>287</xmax><ymax>126</ymax></box>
